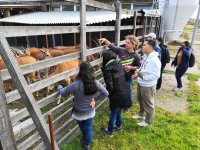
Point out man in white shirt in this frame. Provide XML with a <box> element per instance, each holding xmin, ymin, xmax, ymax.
<box><xmin>132</xmin><ymin>40</ymin><xmax>161</xmax><ymax>127</ymax></box>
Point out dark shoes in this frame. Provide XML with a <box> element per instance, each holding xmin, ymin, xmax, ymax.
<box><xmin>102</xmin><ymin>128</ymin><xmax>113</xmax><ymax>137</ymax></box>
<box><xmin>113</xmin><ymin>126</ymin><xmax>123</xmax><ymax>131</ymax></box>
<box><xmin>80</xmin><ymin>136</ymin><xmax>90</xmax><ymax>150</ymax></box>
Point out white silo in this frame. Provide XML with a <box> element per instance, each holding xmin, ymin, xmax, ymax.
<box><xmin>160</xmin><ymin>0</ymin><xmax>199</xmax><ymax>41</ymax></box>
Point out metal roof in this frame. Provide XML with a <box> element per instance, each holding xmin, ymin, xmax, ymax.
<box><xmin>0</xmin><ymin>11</ymin><xmax>133</xmax><ymax>25</ymax></box>
<box><xmin>143</xmin><ymin>9</ymin><xmax>160</xmax><ymax>17</ymax></box>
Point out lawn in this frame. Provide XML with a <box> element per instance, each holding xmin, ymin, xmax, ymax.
<box><xmin>63</xmin><ymin>74</ymin><xmax>200</xmax><ymax>150</ymax></box>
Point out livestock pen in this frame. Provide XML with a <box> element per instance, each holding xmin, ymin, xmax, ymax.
<box><xmin>0</xmin><ymin>0</ymin><xmax>160</xmax><ymax>149</ymax></box>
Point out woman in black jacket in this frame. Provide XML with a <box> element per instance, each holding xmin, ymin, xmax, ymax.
<box><xmin>102</xmin><ymin>51</ymin><xmax>132</xmax><ymax>137</ymax></box>
<box><xmin>156</xmin><ymin>37</ymin><xmax>170</xmax><ymax>90</ymax></box>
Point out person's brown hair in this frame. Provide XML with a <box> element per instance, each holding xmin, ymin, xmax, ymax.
<box><xmin>125</xmin><ymin>35</ymin><xmax>139</xmax><ymax>50</ymax></box>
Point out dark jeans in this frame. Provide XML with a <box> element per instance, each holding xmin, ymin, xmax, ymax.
<box><xmin>175</xmin><ymin>68</ymin><xmax>187</xmax><ymax>88</ymax></box>
<box><xmin>127</xmin><ymin>78</ymin><xmax>134</xmax><ymax>101</ymax></box>
<box><xmin>77</xmin><ymin>118</ymin><xmax>93</xmax><ymax>147</ymax></box>
<box><xmin>156</xmin><ymin>64</ymin><xmax>166</xmax><ymax>90</ymax></box>
<box><xmin>108</xmin><ymin>108</ymin><xmax>122</xmax><ymax>133</ymax></box>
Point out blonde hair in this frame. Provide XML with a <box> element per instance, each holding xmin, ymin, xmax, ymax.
<box><xmin>125</xmin><ymin>35</ymin><xmax>139</xmax><ymax>50</ymax></box>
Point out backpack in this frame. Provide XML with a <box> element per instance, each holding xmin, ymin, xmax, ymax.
<box><xmin>189</xmin><ymin>52</ymin><xmax>195</xmax><ymax>67</ymax></box>
<box><xmin>161</xmin><ymin>45</ymin><xmax>170</xmax><ymax>64</ymax></box>
<box><xmin>165</xmin><ymin>48</ymin><xmax>170</xmax><ymax>63</ymax></box>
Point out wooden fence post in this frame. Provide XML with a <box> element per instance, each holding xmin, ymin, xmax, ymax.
<box><xmin>80</xmin><ymin>0</ymin><xmax>87</xmax><ymax>61</ymax></box>
<box><xmin>0</xmin><ymin>35</ymin><xmax>59</xmax><ymax>150</ymax></box>
<box><xmin>143</xmin><ymin>16</ymin><xmax>147</xmax><ymax>36</ymax></box>
<box><xmin>133</xmin><ymin>11</ymin><xmax>137</xmax><ymax>36</ymax></box>
<box><xmin>115</xmin><ymin>1</ymin><xmax>121</xmax><ymax>46</ymax></box>
<box><xmin>0</xmin><ymin>72</ymin><xmax>17</xmax><ymax>150</ymax></box>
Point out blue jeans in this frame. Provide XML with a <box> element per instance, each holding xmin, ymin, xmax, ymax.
<box><xmin>127</xmin><ymin>78</ymin><xmax>134</xmax><ymax>101</ymax></box>
<box><xmin>77</xmin><ymin>118</ymin><xmax>93</xmax><ymax>146</ymax></box>
<box><xmin>175</xmin><ymin>68</ymin><xmax>187</xmax><ymax>88</ymax></box>
<box><xmin>108</xmin><ymin>108</ymin><xmax>122</xmax><ymax>133</ymax></box>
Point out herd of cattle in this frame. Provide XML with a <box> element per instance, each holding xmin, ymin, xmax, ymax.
<box><xmin>0</xmin><ymin>45</ymin><xmax>98</xmax><ymax>103</ymax></box>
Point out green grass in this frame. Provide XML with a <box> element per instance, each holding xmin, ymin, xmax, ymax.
<box><xmin>187</xmin><ymin>73</ymin><xmax>200</xmax><ymax>81</ymax></box>
<box><xmin>188</xmin><ymin>80</ymin><xmax>200</xmax><ymax>115</ymax></box>
<box><xmin>63</xmin><ymin>80</ymin><xmax>200</xmax><ymax>150</ymax></box>
<box><xmin>167</xmin><ymin>45</ymin><xmax>179</xmax><ymax>51</ymax></box>
<box><xmin>181</xmin><ymin>32</ymin><xmax>190</xmax><ymax>41</ymax></box>
<box><xmin>163</xmin><ymin>70</ymin><xmax>174</xmax><ymax>74</ymax></box>
<box><xmin>183</xmin><ymin>26</ymin><xmax>200</xmax><ymax>31</ymax></box>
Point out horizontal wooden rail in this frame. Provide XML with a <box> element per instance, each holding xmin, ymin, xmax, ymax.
<box><xmin>1</xmin><ymin>25</ymin><xmax>140</xmax><ymax>37</ymax></box>
<box><xmin>11</xmin><ymin>92</ymin><xmax>60</xmax><ymax>124</ymax></box>
<box><xmin>85</xmin><ymin>0</ymin><xmax>115</xmax><ymax>12</ymax></box>
<box><xmin>0</xmin><ymin>26</ymin><xmax>79</xmax><ymax>37</ymax></box>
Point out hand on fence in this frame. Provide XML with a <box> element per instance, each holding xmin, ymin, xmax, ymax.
<box><xmin>57</xmin><ymin>84</ymin><xmax>63</xmax><ymax>93</ymax></box>
<box><xmin>99</xmin><ymin>38</ymin><xmax>107</xmax><ymax>44</ymax></box>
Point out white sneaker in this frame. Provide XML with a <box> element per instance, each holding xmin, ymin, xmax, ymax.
<box><xmin>137</xmin><ymin>121</ymin><xmax>149</xmax><ymax>127</ymax></box>
<box><xmin>179</xmin><ymin>88</ymin><xmax>183</xmax><ymax>91</ymax></box>
<box><xmin>173</xmin><ymin>88</ymin><xmax>179</xmax><ymax>92</ymax></box>
<box><xmin>132</xmin><ymin>115</ymin><xmax>144</xmax><ymax>119</ymax></box>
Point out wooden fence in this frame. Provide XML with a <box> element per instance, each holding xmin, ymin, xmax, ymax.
<box><xmin>0</xmin><ymin>0</ymin><xmax>160</xmax><ymax>149</ymax></box>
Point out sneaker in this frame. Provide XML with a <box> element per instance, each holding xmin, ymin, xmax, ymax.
<box><xmin>80</xmin><ymin>137</ymin><xmax>85</xmax><ymax>148</ymax></box>
<box><xmin>173</xmin><ymin>88</ymin><xmax>179</xmax><ymax>91</ymax></box>
<box><xmin>113</xmin><ymin>126</ymin><xmax>123</xmax><ymax>131</ymax></box>
<box><xmin>103</xmin><ymin>128</ymin><xmax>113</xmax><ymax>137</ymax></box>
<box><xmin>83</xmin><ymin>145</ymin><xmax>90</xmax><ymax>150</ymax></box>
<box><xmin>132</xmin><ymin>115</ymin><xmax>144</xmax><ymax>120</ymax></box>
<box><xmin>137</xmin><ymin>121</ymin><xmax>150</xmax><ymax>127</ymax></box>
<box><xmin>179</xmin><ymin>88</ymin><xmax>183</xmax><ymax>91</ymax></box>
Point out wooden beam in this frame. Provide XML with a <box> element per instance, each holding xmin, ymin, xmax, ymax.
<box><xmin>85</xmin><ymin>0</ymin><xmax>115</xmax><ymax>11</ymax></box>
<box><xmin>0</xmin><ymin>26</ymin><xmax>79</xmax><ymax>37</ymax></box>
<box><xmin>74</xmin><ymin>33</ymin><xmax>76</xmax><ymax>46</ymax></box>
<box><xmin>115</xmin><ymin>1</ymin><xmax>121</xmax><ymax>46</ymax></box>
<box><xmin>0</xmin><ymin>26</ymin><xmax>137</xmax><ymax>38</ymax></box>
<box><xmin>0</xmin><ymin>72</ymin><xmax>17</xmax><ymax>150</ymax></box>
<box><xmin>80</xmin><ymin>0</ymin><xmax>87</xmax><ymax>61</ymax></box>
<box><xmin>0</xmin><ymin>35</ymin><xmax>59</xmax><ymax>150</ymax></box>
<box><xmin>86</xmin><ymin>26</ymin><xmax>114</xmax><ymax>32</ymax></box>
<box><xmin>100</xmin><ymin>31</ymin><xmax>102</xmax><ymax>39</ymax></box>
<box><xmin>89</xmin><ymin>32</ymin><xmax>92</xmax><ymax>48</ymax></box>
<box><xmin>86</xmin><ymin>46</ymin><xmax>108</xmax><ymax>56</ymax></box>
<box><xmin>133</xmin><ymin>11</ymin><xmax>137</xmax><ymax>36</ymax></box>
<box><xmin>143</xmin><ymin>17</ymin><xmax>148</xmax><ymax>35</ymax></box>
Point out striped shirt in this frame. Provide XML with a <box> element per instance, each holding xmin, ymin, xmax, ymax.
<box><xmin>109</xmin><ymin>44</ymin><xmax>141</xmax><ymax>79</ymax></box>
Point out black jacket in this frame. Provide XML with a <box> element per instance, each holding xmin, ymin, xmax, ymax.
<box><xmin>102</xmin><ymin>59</ymin><xmax>132</xmax><ymax>110</ymax></box>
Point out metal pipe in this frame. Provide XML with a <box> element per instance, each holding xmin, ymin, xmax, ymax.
<box><xmin>48</xmin><ymin>113</ymin><xmax>55</xmax><ymax>150</ymax></box>
<box><xmin>191</xmin><ymin>0</ymin><xmax>200</xmax><ymax>49</ymax></box>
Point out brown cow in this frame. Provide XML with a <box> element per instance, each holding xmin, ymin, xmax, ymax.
<box><xmin>28</xmin><ymin>46</ymin><xmax>80</xmax><ymax>59</ymax></box>
<box><xmin>0</xmin><ymin>56</ymin><xmax>37</xmax><ymax>92</ymax></box>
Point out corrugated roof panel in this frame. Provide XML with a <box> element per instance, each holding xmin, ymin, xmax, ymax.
<box><xmin>0</xmin><ymin>11</ymin><xmax>133</xmax><ymax>24</ymax></box>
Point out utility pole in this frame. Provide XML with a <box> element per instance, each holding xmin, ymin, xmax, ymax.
<box><xmin>191</xmin><ymin>0</ymin><xmax>200</xmax><ymax>49</ymax></box>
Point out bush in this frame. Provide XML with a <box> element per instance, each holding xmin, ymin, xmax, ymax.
<box><xmin>168</xmin><ymin>40</ymin><xmax>182</xmax><ymax>46</ymax></box>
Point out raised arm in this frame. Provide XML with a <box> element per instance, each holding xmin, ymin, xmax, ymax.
<box><xmin>99</xmin><ymin>38</ymin><xmax>123</xmax><ymax>55</ymax></box>
<box><xmin>57</xmin><ymin>82</ymin><xmax>76</xmax><ymax>97</ymax></box>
